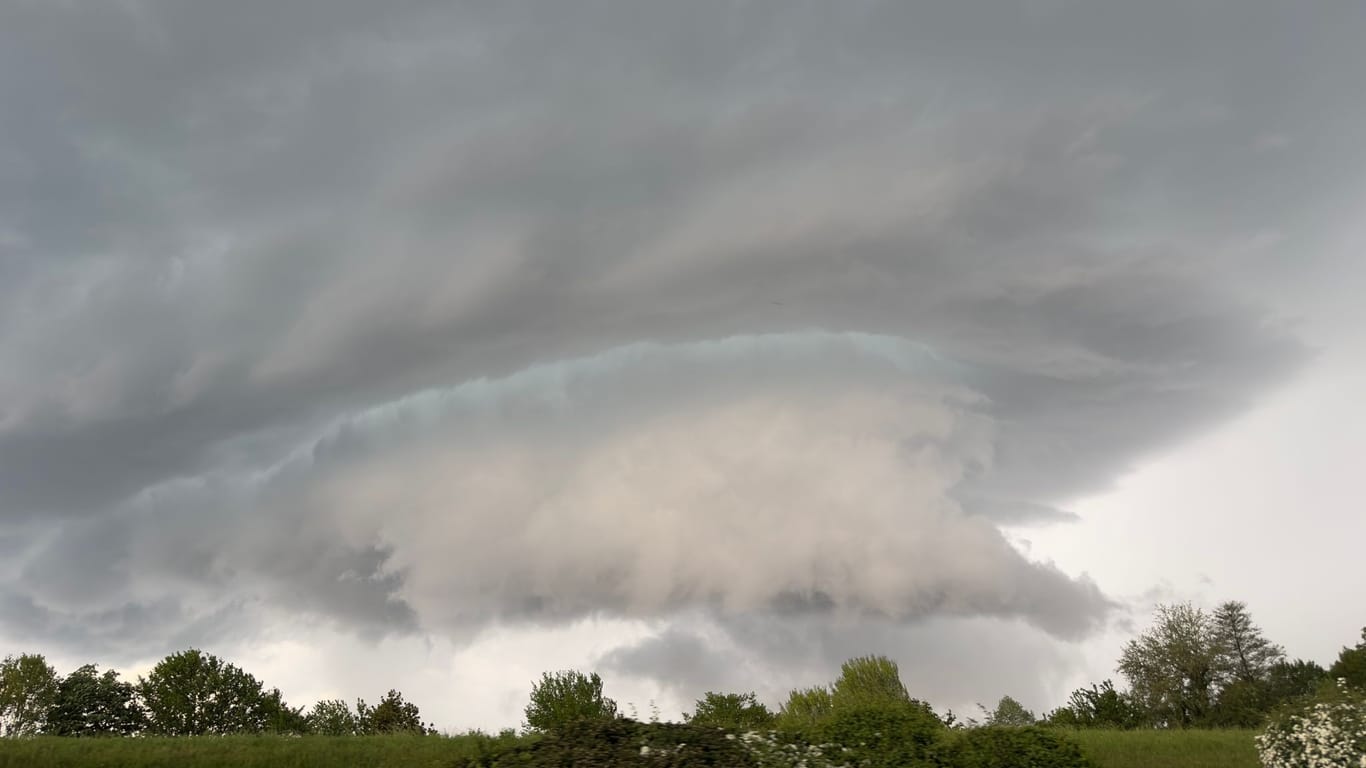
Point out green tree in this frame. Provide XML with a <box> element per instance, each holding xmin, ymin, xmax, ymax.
<box><xmin>307</xmin><ymin>699</ymin><xmax>358</xmax><ymax>735</ymax></box>
<box><xmin>984</xmin><ymin>694</ymin><xmax>1036</xmax><ymax>726</ymax></box>
<box><xmin>1328</xmin><ymin>627</ymin><xmax>1366</xmax><ymax>690</ymax></box>
<box><xmin>832</xmin><ymin>655</ymin><xmax>910</xmax><ymax>708</ymax></box>
<box><xmin>45</xmin><ymin>664</ymin><xmax>145</xmax><ymax>736</ymax></box>
<box><xmin>1118</xmin><ymin>603</ymin><xmax>1222</xmax><ymax>727</ymax></box>
<box><xmin>684</xmin><ymin>691</ymin><xmax>776</xmax><ymax>730</ymax></box>
<box><xmin>523</xmin><ymin>670</ymin><xmax>617</xmax><ymax>732</ymax></box>
<box><xmin>1211</xmin><ymin>601</ymin><xmax>1284</xmax><ymax>685</ymax></box>
<box><xmin>1207</xmin><ymin>679</ymin><xmax>1268</xmax><ymax>728</ymax></box>
<box><xmin>1044</xmin><ymin>680</ymin><xmax>1141</xmax><ymax>729</ymax></box>
<box><xmin>778</xmin><ymin>685</ymin><xmax>834</xmax><ymax>729</ymax></box>
<box><xmin>137</xmin><ymin>649</ymin><xmax>288</xmax><ymax>735</ymax></box>
<box><xmin>1265</xmin><ymin>659</ymin><xmax>1330</xmax><ymax>704</ymax></box>
<box><xmin>357</xmin><ymin>689</ymin><xmax>431</xmax><ymax>734</ymax></box>
<box><xmin>260</xmin><ymin>687</ymin><xmax>308</xmax><ymax>734</ymax></box>
<box><xmin>0</xmin><ymin>653</ymin><xmax>58</xmax><ymax>737</ymax></box>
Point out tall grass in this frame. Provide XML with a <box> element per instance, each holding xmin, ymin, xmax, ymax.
<box><xmin>0</xmin><ymin>729</ymin><xmax>1265</xmax><ymax>768</ymax></box>
<box><xmin>0</xmin><ymin>734</ymin><xmax>505</xmax><ymax>768</ymax></box>
<box><xmin>1067</xmin><ymin>729</ymin><xmax>1261</xmax><ymax>768</ymax></box>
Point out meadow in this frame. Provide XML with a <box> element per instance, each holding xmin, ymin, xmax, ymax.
<box><xmin>0</xmin><ymin>729</ymin><xmax>1263</xmax><ymax>768</ymax></box>
<box><xmin>1069</xmin><ymin>729</ymin><xmax>1259</xmax><ymax>768</ymax></box>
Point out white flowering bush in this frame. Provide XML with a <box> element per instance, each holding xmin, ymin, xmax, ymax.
<box><xmin>1256</xmin><ymin>679</ymin><xmax>1366</xmax><ymax>768</ymax></box>
<box><xmin>734</xmin><ymin>729</ymin><xmax>857</xmax><ymax>768</ymax></box>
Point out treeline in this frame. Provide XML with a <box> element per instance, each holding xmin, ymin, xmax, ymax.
<box><xmin>0</xmin><ymin>649</ymin><xmax>433</xmax><ymax>738</ymax></box>
<box><xmin>1038</xmin><ymin>601</ymin><xmax>1365</xmax><ymax>730</ymax></box>
<box><xmin>1</xmin><ymin>600</ymin><xmax>1363</xmax><ymax>739</ymax></box>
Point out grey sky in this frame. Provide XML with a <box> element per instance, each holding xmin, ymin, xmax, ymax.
<box><xmin>1</xmin><ymin>1</ymin><xmax>1363</xmax><ymax>730</ymax></box>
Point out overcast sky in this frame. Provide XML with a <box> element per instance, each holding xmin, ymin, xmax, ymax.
<box><xmin>2</xmin><ymin>0</ymin><xmax>1364</xmax><ymax>732</ymax></box>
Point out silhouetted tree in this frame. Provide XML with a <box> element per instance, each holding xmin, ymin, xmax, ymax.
<box><xmin>1212</xmin><ymin>601</ymin><xmax>1284</xmax><ymax>685</ymax></box>
<box><xmin>358</xmin><ymin>689</ymin><xmax>432</xmax><ymax>734</ymax></box>
<box><xmin>45</xmin><ymin>664</ymin><xmax>145</xmax><ymax>736</ymax></box>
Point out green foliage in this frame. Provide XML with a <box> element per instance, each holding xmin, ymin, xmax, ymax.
<box><xmin>1264</xmin><ymin>659</ymin><xmax>1330</xmax><ymax>703</ymax></box>
<box><xmin>831</xmin><ymin>655</ymin><xmax>910</xmax><ymax>708</ymax></box>
<box><xmin>1117</xmin><ymin>603</ymin><xmax>1222</xmax><ymax>727</ymax></box>
<box><xmin>984</xmin><ymin>695</ymin><xmax>1036</xmax><ymax>726</ymax></box>
<box><xmin>0</xmin><ymin>733</ymin><xmax>509</xmax><ymax>768</ymax></box>
<box><xmin>0</xmin><ymin>730</ymin><xmax>1270</xmax><ymax>768</ymax></box>
<box><xmin>259</xmin><ymin>687</ymin><xmax>308</xmax><ymax>734</ymax></box>
<box><xmin>306</xmin><ymin>699</ymin><xmax>358</xmax><ymax>736</ymax></box>
<box><xmin>0</xmin><ymin>653</ymin><xmax>58</xmax><ymax>737</ymax></box>
<box><xmin>1211</xmin><ymin>601</ymin><xmax>1284</xmax><ymax>685</ymax></box>
<box><xmin>356</xmin><ymin>689</ymin><xmax>431</xmax><ymax>735</ymax></box>
<box><xmin>1065</xmin><ymin>729</ymin><xmax>1260</xmax><ymax>768</ymax></box>
<box><xmin>1256</xmin><ymin>678</ymin><xmax>1366</xmax><ymax>767</ymax></box>
<box><xmin>44</xmin><ymin>665</ymin><xmax>145</xmax><ymax>737</ymax></box>
<box><xmin>778</xmin><ymin>655</ymin><xmax>941</xmax><ymax>734</ymax></box>
<box><xmin>943</xmin><ymin>726</ymin><xmax>1094</xmax><ymax>768</ymax></box>
<box><xmin>1206</xmin><ymin>679</ymin><xmax>1268</xmax><ymax>729</ymax></box>
<box><xmin>503</xmin><ymin>717</ymin><xmax>757</xmax><ymax>768</ymax></box>
<box><xmin>813</xmin><ymin>703</ymin><xmax>947</xmax><ymax>768</ymax></box>
<box><xmin>1044</xmin><ymin>681</ymin><xmax>1142</xmax><ymax>729</ymax></box>
<box><xmin>523</xmin><ymin>670</ymin><xmax>617</xmax><ymax>733</ymax></box>
<box><xmin>136</xmin><ymin>649</ymin><xmax>292</xmax><ymax>736</ymax></box>
<box><xmin>1328</xmin><ymin>626</ymin><xmax>1366</xmax><ymax>690</ymax></box>
<box><xmin>683</xmin><ymin>691</ymin><xmax>775</xmax><ymax>730</ymax></box>
<box><xmin>776</xmin><ymin>685</ymin><xmax>833</xmax><ymax>729</ymax></box>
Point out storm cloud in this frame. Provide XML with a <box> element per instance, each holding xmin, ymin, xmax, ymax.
<box><xmin>2</xmin><ymin>0</ymin><xmax>1361</xmax><ymax>726</ymax></box>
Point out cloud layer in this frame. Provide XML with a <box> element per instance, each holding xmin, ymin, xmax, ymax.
<box><xmin>2</xmin><ymin>0</ymin><xmax>1361</xmax><ymax>725</ymax></box>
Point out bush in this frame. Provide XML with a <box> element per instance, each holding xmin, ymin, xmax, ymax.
<box><xmin>1256</xmin><ymin>678</ymin><xmax>1366</xmax><ymax>768</ymax></box>
<box><xmin>505</xmin><ymin>718</ymin><xmax>758</xmax><ymax>768</ymax></box>
<box><xmin>812</xmin><ymin>703</ymin><xmax>948</xmax><ymax>768</ymax></box>
<box><xmin>943</xmin><ymin>726</ymin><xmax>1095</xmax><ymax>768</ymax></box>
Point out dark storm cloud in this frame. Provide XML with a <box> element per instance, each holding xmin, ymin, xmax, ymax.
<box><xmin>1</xmin><ymin>0</ymin><xmax>1360</xmax><ymax>676</ymax></box>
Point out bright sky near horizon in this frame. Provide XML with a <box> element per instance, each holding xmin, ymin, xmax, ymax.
<box><xmin>1</xmin><ymin>1</ymin><xmax>1363</xmax><ymax>733</ymax></box>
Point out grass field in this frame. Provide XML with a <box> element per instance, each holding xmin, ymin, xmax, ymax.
<box><xmin>1070</xmin><ymin>729</ymin><xmax>1260</xmax><ymax>768</ymax></box>
<box><xmin>0</xmin><ymin>734</ymin><xmax>494</xmax><ymax>768</ymax></box>
<box><xmin>0</xmin><ymin>729</ymin><xmax>1265</xmax><ymax>768</ymax></box>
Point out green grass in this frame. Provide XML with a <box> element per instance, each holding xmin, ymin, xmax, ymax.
<box><xmin>1068</xmin><ymin>729</ymin><xmax>1261</xmax><ymax>768</ymax></box>
<box><xmin>0</xmin><ymin>729</ymin><xmax>1265</xmax><ymax>768</ymax></box>
<box><xmin>0</xmin><ymin>734</ymin><xmax>505</xmax><ymax>768</ymax></box>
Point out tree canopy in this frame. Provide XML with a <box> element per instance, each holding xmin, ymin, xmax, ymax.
<box><xmin>684</xmin><ymin>691</ymin><xmax>776</xmax><ymax>730</ymax></box>
<box><xmin>0</xmin><ymin>654</ymin><xmax>57</xmax><ymax>738</ymax></box>
<box><xmin>45</xmin><ymin>664</ymin><xmax>145</xmax><ymax>737</ymax></box>
<box><xmin>137</xmin><ymin>649</ymin><xmax>289</xmax><ymax>736</ymax></box>
<box><xmin>523</xmin><ymin>670</ymin><xmax>618</xmax><ymax>732</ymax></box>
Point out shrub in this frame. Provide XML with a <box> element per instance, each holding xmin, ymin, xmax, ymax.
<box><xmin>813</xmin><ymin>703</ymin><xmax>948</xmax><ymax>768</ymax></box>
<box><xmin>1256</xmin><ymin>678</ymin><xmax>1366</xmax><ymax>768</ymax></box>
<box><xmin>509</xmin><ymin>718</ymin><xmax>758</xmax><ymax>768</ymax></box>
<box><xmin>943</xmin><ymin>726</ymin><xmax>1095</xmax><ymax>768</ymax></box>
